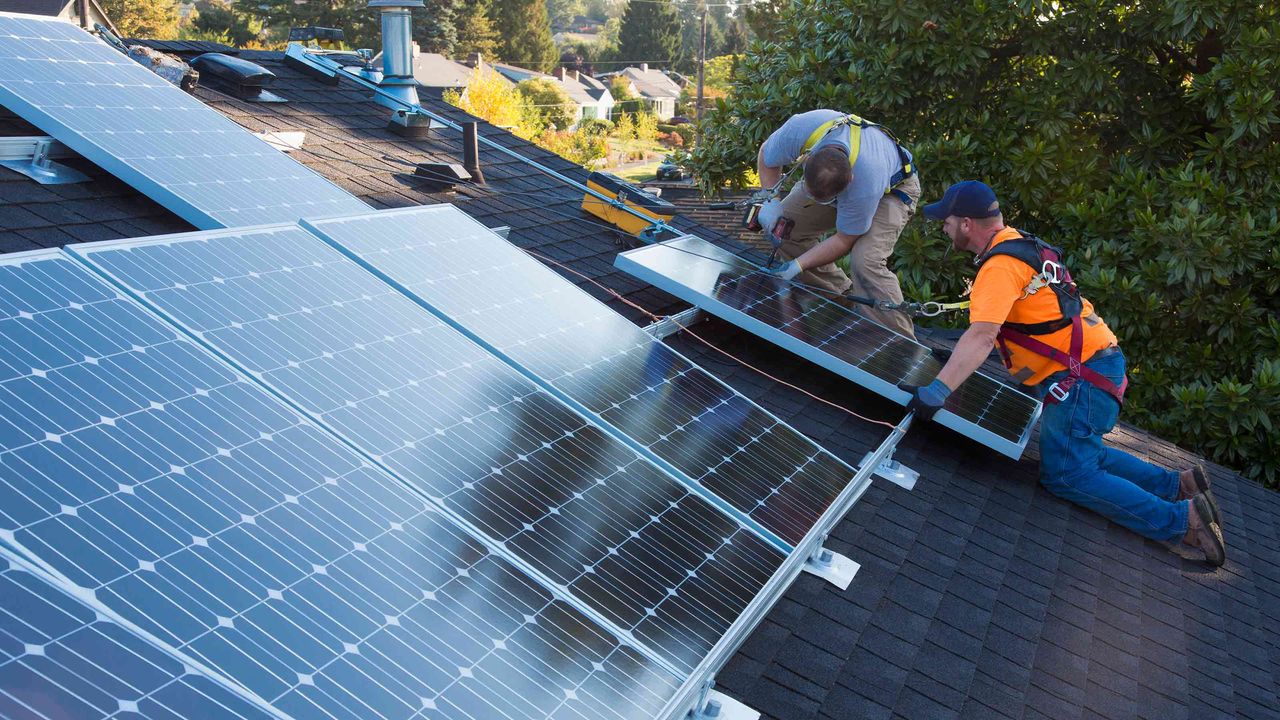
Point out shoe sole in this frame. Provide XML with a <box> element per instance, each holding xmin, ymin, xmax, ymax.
<box><xmin>1193</xmin><ymin>495</ymin><xmax>1226</xmax><ymax>568</ymax></box>
<box><xmin>1193</xmin><ymin>464</ymin><xmax>1221</xmax><ymax>527</ymax></box>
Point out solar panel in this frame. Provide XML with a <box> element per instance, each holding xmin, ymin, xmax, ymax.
<box><xmin>73</xmin><ymin>224</ymin><xmax>786</xmax><ymax>676</ymax></box>
<box><xmin>0</xmin><ymin>250</ymin><xmax>685</xmax><ymax>718</ymax></box>
<box><xmin>301</xmin><ymin>206</ymin><xmax>860</xmax><ymax>549</ymax></box>
<box><xmin>614</xmin><ymin>236</ymin><xmax>1042</xmax><ymax>459</ymax></box>
<box><xmin>0</xmin><ymin>12</ymin><xmax>368</xmax><ymax>229</ymax></box>
<box><xmin>0</xmin><ymin>551</ymin><xmax>274</xmax><ymax>719</ymax></box>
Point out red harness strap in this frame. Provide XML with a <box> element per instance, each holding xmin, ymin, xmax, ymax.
<box><xmin>997</xmin><ymin>314</ymin><xmax>1128</xmax><ymax>406</ymax></box>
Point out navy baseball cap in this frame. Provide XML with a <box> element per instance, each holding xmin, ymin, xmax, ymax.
<box><xmin>922</xmin><ymin>181</ymin><xmax>1001</xmax><ymax>221</ymax></box>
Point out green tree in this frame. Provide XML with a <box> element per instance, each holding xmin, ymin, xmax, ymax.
<box><xmin>235</xmin><ymin>0</ymin><xmax>377</xmax><ymax>48</ymax></box>
<box><xmin>491</xmin><ymin>0</ymin><xmax>558</xmax><ymax>71</ymax></box>
<box><xmin>455</xmin><ymin>0</ymin><xmax>500</xmax><ymax>59</ymax></box>
<box><xmin>741</xmin><ymin>0</ymin><xmax>787</xmax><ymax>44</ymax></box>
<box><xmin>695</xmin><ymin>0</ymin><xmax>1280</xmax><ymax>485</ymax></box>
<box><xmin>443</xmin><ymin>65</ymin><xmax>539</xmax><ymax>138</ymax></box>
<box><xmin>617</xmin><ymin>0</ymin><xmax>680</xmax><ymax>69</ymax></box>
<box><xmin>546</xmin><ymin>0</ymin><xmax>583</xmax><ymax>30</ymax></box>
<box><xmin>722</xmin><ymin>18</ymin><xmax>747</xmax><ymax>55</ymax></box>
<box><xmin>103</xmin><ymin>0</ymin><xmax>180</xmax><ymax>38</ymax></box>
<box><xmin>413</xmin><ymin>0</ymin><xmax>459</xmax><ymax>55</ymax></box>
<box><xmin>517</xmin><ymin>77</ymin><xmax>576</xmax><ymax>131</ymax></box>
<box><xmin>190</xmin><ymin>0</ymin><xmax>257</xmax><ymax>46</ymax></box>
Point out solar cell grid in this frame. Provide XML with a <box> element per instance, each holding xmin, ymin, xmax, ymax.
<box><xmin>0</xmin><ymin>552</ymin><xmax>274</xmax><ymax>720</ymax></box>
<box><xmin>0</xmin><ymin>251</ymin><xmax>683</xmax><ymax>719</ymax></box>
<box><xmin>303</xmin><ymin>206</ymin><xmax>859</xmax><ymax>548</ymax></box>
<box><xmin>613</xmin><ymin>236</ymin><xmax>1042</xmax><ymax>458</ymax></box>
<box><xmin>0</xmin><ymin>13</ymin><xmax>368</xmax><ymax>229</ymax></box>
<box><xmin>75</xmin><ymin>225</ymin><xmax>785</xmax><ymax>675</ymax></box>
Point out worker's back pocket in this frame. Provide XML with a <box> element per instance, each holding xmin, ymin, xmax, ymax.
<box><xmin>1070</xmin><ymin>381</ymin><xmax>1121</xmax><ymax>439</ymax></box>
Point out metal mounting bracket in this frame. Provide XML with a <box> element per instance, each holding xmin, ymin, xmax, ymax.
<box><xmin>861</xmin><ymin>452</ymin><xmax>919</xmax><ymax>491</ymax></box>
<box><xmin>690</xmin><ymin>690</ymin><xmax>759</xmax><ymax>720</ymax></box>
<box><xmin>644</xmin><ymin>307</ymin><xmax>707</xmax><ymax>340</ymax></box>
<box><xmin>802</xmin><ymin>545</ymin><xmax>860</xmax><ymax>590</ymax></box>
<box><xmin>0</xmin><ymin>137</ymin><xmax>88</xmax><ymax>185</ymax></box>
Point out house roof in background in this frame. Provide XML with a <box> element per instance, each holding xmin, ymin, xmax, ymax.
<box><xmin>1</xmin><ymin>39</ymin><xmax>1278</xmax><ymax>720</ymax></box>
<box><xmin>618</xmin><ymin>65</ymin><xmax>682</xmax><ymax>98</ymax></box>
<box><xmin>411</xmin><ymin>51</ymin><xmax>491</xmax><ymax>90</ymax></box>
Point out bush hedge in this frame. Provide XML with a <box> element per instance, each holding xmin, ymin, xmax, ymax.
<box><xmin>693</xmin><ymin>0</ymin><xmax>1280</xmax><ymax>485</ymax></box>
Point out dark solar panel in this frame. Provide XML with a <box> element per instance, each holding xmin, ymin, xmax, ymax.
<box><xmin>0</xmin><ymin>553</ymin><xmax>273</xmax><ymax>719</ymax></box>
<box><xmin>0</xmin><ymin>13</ymin><xmax>368</xmax><ymax>229</ymax></box>
<box><xmin>75</xmin><ymin>225</ymin><xmax>785</xmax><ymax>675</ymax></box>
<box><xmin>302</xmin><ymin>206</ymin><xmax>860</xmax><ymax>548</ymax></box>
<box><xmin>614</xmin><ymin>236</ymin><xmax>1042</xmax><ymax>459</ymax></box>
<box><xmin>0</xmin><ymin>251</ymin><xmax>683</xmax><ymax>718</ymax></box>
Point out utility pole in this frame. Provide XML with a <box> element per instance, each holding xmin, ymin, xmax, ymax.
<box><xmin>695</xmin><ymin>3</ymin><xmax>707</xmax><ymax>141</ymax></box>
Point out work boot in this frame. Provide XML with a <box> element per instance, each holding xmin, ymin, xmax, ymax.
<box><xmin>1183</xmin><ymin>494</ymin><xmax>1226</xmax><ymax>568</ymax></box>
<box><xmin>1179</xmin><ymin>462</ymin><xmax>1221</xmax><ymax>527</ymax></box>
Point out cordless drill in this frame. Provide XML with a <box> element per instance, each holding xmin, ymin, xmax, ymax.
<box><xmin>742</xmin><ymin>202</ymin><xmax>795</xmax><ymax>247</ymax></box>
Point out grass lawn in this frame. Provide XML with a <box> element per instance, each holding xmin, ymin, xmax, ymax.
<box><xmin>616</xmin><ymin>162</ymin><xmax>661</xmax><ymax>183</ymax></box>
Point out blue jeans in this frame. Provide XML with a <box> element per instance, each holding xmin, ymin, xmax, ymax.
<box><xmin>1036</xmin><ymin>350</ymin><xmax>1188</xmax><ymax>541</ymax></box>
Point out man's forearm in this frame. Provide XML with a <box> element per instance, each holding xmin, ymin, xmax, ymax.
<box><xmin>796</xmin><ymin>232</ymin><xmax>858</xmax><ymax>271</ymax></box>
<box><xmin>757</xmin><ymin>146</ymin><xmax>782</xmax><ymax>191</ymax></box>
<box><xmin>936</xmin><ymin>323</ymin><xmax>1000</xmax><ymax>390</ymax></box>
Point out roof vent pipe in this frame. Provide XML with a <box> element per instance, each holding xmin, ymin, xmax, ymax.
<box><xmin>369</xmin><ymin>0</ymin><xmax>422</xmax><ymax>108</ymax></box>
<box><xmin>463</xmin><ymin>122</ymin><xmax>484</xmax><ymax>184</ymax></box>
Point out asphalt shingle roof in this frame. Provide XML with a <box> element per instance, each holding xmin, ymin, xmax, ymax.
<box><xmin>2</xmin><ymin>43</ymin><xmax>1277</xmax><ymax>720</ymax></box>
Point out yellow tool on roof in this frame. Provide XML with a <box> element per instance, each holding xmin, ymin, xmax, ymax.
<box><xmin>582</xmin><ymin>171</ymin><xmax>677</xmax><ymax>237</ymax></box>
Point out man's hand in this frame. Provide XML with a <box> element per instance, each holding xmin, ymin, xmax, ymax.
<box><xmin>766</xmin><ymin>259</ymin><xmax>803</xmax><ymax>281</ymax></box>
<box><xmin>897</xmin><ymin>378</ymin><xmax>952</xmax><ymax>421</ymax></box>
<box><xmin>757</xmin><ymin>198</ymin><xmax>784</xmax><ymax>246</ymax></box>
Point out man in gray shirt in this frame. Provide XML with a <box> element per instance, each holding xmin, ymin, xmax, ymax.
<box><xmin>756</xmin><ymin>109</ymin><xmax>920</xmax><ymax>337</ymax></box>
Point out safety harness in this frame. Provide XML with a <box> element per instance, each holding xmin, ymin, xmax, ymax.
<box><xmin>976</xmin><ymin>231</ymin><xmax>1128</xmax><ymax>406</ymax></box>
<box><xmin>801</xmin><ymin>113</ymin><xmax>916</xmax><ymax>204</ymax></box>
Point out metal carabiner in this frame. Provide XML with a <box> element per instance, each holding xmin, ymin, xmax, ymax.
<box><xmin>1040</xmin><ymin>260</ymin><xmax>1062</xmax><ymax>285</ymax></box>
<box><xmin>917</xmin><ymin>301</ymin><xmax>945</xmax><ymax>317</ymax></box>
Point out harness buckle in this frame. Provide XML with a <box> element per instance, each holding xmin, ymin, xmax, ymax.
<box><xmin>1046</xmin><ymin>381</ymin><xmax>1072</xmax><ymax>403</ymax></box>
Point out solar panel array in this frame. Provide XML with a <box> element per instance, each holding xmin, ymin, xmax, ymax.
<box><xmin>614</xmin><ymin>236</ymin><xmax>1042</xmax><ymax>459</ymax></box>
<box><xmin>75</xmin><ymin>226</ymin><xmax>784</xmax><ymax>675</ymax></box>
<box><xmin>302</xmin><ymin>206</ymin><xmax>858</xmax><ymax>547</ymax></box>
<box><xmin>0</xmin><ymin>12</ymin><xmax>368</xmax><ymax>229</ymax></box>
<box><xmin>0</xmin><ymin>551</ymin><xmax>274</xmax><ymax>719</ymax></box>
<box><xmin>0</xmin><ymin>251</ymin><xmax>685</xmax><ymax>718</ymax></box>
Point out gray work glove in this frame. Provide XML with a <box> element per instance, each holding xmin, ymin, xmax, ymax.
<box><xmin>897</xmin><ymin>379</ymin><xmax>952</xmax><ymax>422</ymax></box>
<box><xmin>767</xmin><ymin>259</ymin><xmax>803</xmax><ymax>282</ymax></box>
<box><xmin>756</xmin><ymin>198</ymin><xmax>784</xmax><ymax>247</ymax></box>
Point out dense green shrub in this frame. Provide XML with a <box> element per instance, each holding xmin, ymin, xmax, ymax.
<box><xmin>694</xmin><ymin>0</ymin><xmax>1280</xmax><ymax>484</ymax></box>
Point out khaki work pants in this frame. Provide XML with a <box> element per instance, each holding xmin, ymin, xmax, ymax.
<box><xmin>772</xmin><ymin>173</ymin><xmax>920</xmax><ymax>338</ymax></box>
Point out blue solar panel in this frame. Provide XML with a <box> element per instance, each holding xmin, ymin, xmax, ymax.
<box><xmin>73</xmin><ymin>224</ymin><xmax>786</xmax><ymax>676</ymax></box>
<box><xmin>614</xmin><ymin>236</ymin><xmax>1041</xmax><ymax>459</ymax></box>
<box><xmin>301</xmin><ymin>206</ymin><xmax>859</xmax><ymax>548</ymax></box>
<box><xmin>0</xmin><ymin>251</ymin><xmax>684</xmax><ymax>718</ymax></box>
<box><xmin>0</xmin><ymin>550</ymin><xmax>274</xmax><ymax>719</ymax></box>
<box><xmin>0</xmin><ymin>12</ymin><xmax>368</xmax><ymax>229</ymax></box>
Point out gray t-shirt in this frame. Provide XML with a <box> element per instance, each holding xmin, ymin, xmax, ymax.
<box><xmin>761</xmin><ymin>109</ymin><xmax>906</xmax><ymax>236</ymax></box>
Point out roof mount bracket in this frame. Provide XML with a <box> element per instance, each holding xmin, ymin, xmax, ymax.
<box><xmin>644</xmin><ymin>307</ymin><xmax>707</xmax><ymax>340</ymax></box>
<box><xmin>802</xmin><ymin>543</ymin><xmax>860</xmax><ymax>590</ymax></box>
<box><xmin>0</xmin><ymin>137</ymin><xmax>89</xmax><ymax>185</ymax></box>
<box><xmin>689</xmin><ymin>689</ymin><xmax>760</xmax><ymax>720</ymax></box>
<box><xmin>863</xmin><ymin>453</ymin><xmax>919</xmax><ymax>491</ymax></box>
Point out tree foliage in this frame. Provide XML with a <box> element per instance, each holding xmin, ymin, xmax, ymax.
<box><xmin>455</xmin><ymin>0</ymin><xmax>500</xmax><ymax>59</ymax></box>
<box><xmin>517</xmin><ymin>77</ymin><xmax>576</xmax><ymax>131</ymax></box>
<box><xmin>190</xmin><ymin>0</ymin><xmax>258</xmax><ymax>47</ymax></box>
<box><xmin>234</xmin><ymin>0</ymin><xmax>377</xmax><ymax>48</ymax></box>
<box><xmin>103</xmin><ymin>0</ymin><xmax>180</xmax><ymax>38</ymax></box>
<box><xmin>617</xmin><ymin>0</ymin><xmax>680</xmax><ymax>69</ymax></box>
<box><xmin>695</xmin><ymin>0</ymin><xmax>1280</xmax><ymax>485</ymax></box>
<box><xmin>491</xmin><ymin>0</ymin><xmax>558</xmax><ymax>71</ymax></box>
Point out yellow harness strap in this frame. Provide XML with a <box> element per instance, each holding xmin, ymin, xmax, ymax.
<box><xmin>800</xmin><ymin>113</ymin><xmax>914</xmax><ymax>193</ymax></box>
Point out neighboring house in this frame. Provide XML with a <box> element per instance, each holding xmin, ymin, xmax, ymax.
<box><xmin>0</xmin><ymin>0</ymin><xmax>117</xmax><ymax>33</ymax></box>
<box><xmin>2</xmin><ymin>22</ymin><xmax>1279</xmax><ymax>720</ymax></box>
<box><xmin>411</xmin><ymin>50</ymin><xmax>511</xmax><ymax>94</ymax></box>
<box><xmin>486</xmin><ymin>61</ymin><xmax>614</xmax><ymax>128</ymax></box>
<box><xmin>603</xmin><ymin>63</ymin><xmax>682</xmax><ymax>120</ymax></box>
